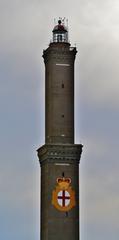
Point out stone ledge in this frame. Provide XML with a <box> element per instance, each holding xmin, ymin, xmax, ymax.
<box><xmin>37</xmin><ymin>144</ymin><xmax>83</xmax><ymax>165</ymax></box>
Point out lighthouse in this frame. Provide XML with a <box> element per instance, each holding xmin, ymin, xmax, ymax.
<box><xmin>37</xmin><ymin>19</ymin><xmax>83</xmax><ymax>240</ymax></box>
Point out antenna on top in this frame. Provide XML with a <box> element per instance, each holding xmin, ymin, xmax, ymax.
<box><xmin>62</xmin><ymin>17</ymin><xmax>65</xmax><ymax>25</ymax></box>
<box><xmin>54</xmin><ymin>18</ymin><xmax>56</xmax><ymax>25</ymax></box>
<box><xmin>66</xmin><ymin>19</ymin><xmax>68</xmax><ymax>28</ymax></box>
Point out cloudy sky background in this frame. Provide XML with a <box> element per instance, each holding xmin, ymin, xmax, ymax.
<box><xmin>0</xmin><ymin>0</ymin><xmax>119</xmax><ymax>239</ymax></box>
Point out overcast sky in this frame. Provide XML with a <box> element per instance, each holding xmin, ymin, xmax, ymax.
<box><xmin>0</xmin><ymin>0</ymin><xmax>119</xmax><ymax>240</ymax></box>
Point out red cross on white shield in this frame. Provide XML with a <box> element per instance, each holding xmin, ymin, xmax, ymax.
<box><xmin>57</xmin><ymin>190</ymin><xmax>70</xmax><ymax>207</ymax></box>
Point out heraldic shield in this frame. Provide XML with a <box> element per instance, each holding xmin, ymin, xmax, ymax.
<box><xmin>52</xmin><ymin>177</ymin><xmax>76</xmax><ymax>212</ymax></box>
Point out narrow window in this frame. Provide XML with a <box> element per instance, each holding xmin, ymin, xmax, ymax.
<box><xmin>66</xmin><ymin>212</ymin><xmax>68</xmax><ymax>217</ymax></box>
<box><xmin>62</xmin><ymin>114</ymin><xmax>64</xmax><ymax>118</ymax></box>
<box><xmin>62</xmin><ymin>83</ymin><xmax>64</xmax><ymax>88</ymax></box>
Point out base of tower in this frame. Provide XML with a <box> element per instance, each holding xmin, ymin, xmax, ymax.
<box><xmin>37</xmin><ymin>143</ymin><xmax>83</xmax><ymax>240</ymax></box>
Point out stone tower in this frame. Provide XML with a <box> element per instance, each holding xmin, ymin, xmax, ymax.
<box><xmin>37</xmin><ymin>19</ymin><xmax>83</xmax><ymax>240</ymax></box>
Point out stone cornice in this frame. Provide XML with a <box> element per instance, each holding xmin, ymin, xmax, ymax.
<box><xmin>37</xmin><ymin>144</ymin><xmax>83</xmax><ymax>165</ymax></box>
<box><xmin>43</xmin><ymin>46</ymin><xmax>77</xmax><ymax>64</ymax></box>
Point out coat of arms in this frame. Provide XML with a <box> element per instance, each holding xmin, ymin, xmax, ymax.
<box><xmin>52</xmin><ymin>177</ymin><xmax>76</xmax><ymax>212</ymax></box>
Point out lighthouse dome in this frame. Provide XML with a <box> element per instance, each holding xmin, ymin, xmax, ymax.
<box><xmin>52</xmin><ymin>19</ymin><xmax>68</xmax><ymax>43</ymax></box>
<box><xmin>53</xmin><ymin>20</ymin><xmax>67</xmax><ymax>32</ymax></box>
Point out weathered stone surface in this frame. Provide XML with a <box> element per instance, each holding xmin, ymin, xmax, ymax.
<box><xmin>38</xmin><ymin>26</ymin><xmax>82</xmax><ymax>240</ymax></box>
<box><xmin>43</xmin><ymin>43</ymin><xmax>77</xmax><ymax>144</ymax></box>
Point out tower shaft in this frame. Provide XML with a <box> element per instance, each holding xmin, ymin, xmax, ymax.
<box><xmin>44</xmin><ymin>42</ymin><xmax>76</xmax><ymax>144</ymax></box>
